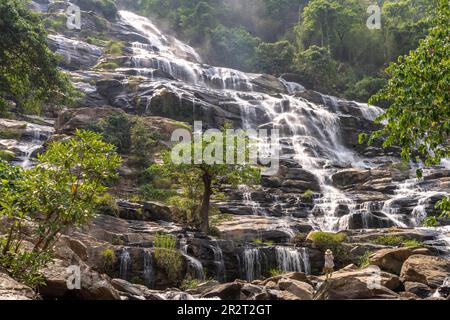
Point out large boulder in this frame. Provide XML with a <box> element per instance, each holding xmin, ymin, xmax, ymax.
<box><xmin>201</xmin><ymin>282</ymin><xmax>243</xmax><ymax>300</ymax></box>
<box><xmin>400</xmin><ymin>255</ymin><xmax>450</xmax><ymax>288</ymax></box>
<box><xmin>277</xmin><ymin>279</ymin><xmax>314</xmax><ymax>300</ymax></box>
<box><xmin>314</xmin><ymin>267</ymin><xmax>401</xmax><ymax>300</ymax></box>
<box><xmin>315</xmin><ymin>275</ymin><xmax>398</xmax><ymax>300</ymax></box>
<box><xmin>0</xmin><ymin>273</ymin><xmax>37</xmax><ymax>300</ymax></box>
<box><xmin>39</xmin><ymin>259</ymin><xmax>121</xmax><ymax>300</ymax></box>
<box><xmin>369</xmin><ymin>247</ymin><xmax>431</xmax><ymax>275</ymax></box>
<box><xmin>332</xmin><ymin>168</ymin><xmax>371</xmax><ymax>188</ymax></box>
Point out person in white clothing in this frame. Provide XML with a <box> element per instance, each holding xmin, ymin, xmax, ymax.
<box><xmin>324</xmin><ymin>249</ymin><xmax>334</xmax><ymax>280</ymax></box>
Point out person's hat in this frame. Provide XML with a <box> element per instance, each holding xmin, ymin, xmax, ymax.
<box><xmin>325</xmin><ymin>249</ymin><xmax>333</xmax><ymax>255</ymax></box>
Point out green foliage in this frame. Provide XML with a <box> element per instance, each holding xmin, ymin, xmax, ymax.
<box><xmin>0</xmin><ymin>150</ymin><xmax>15</xmax><ymax>162</ymax></box>
<box><xmin>92</xmin><ymin>113</ymin><xmax>132</xmax><ymax>154</ymax></box>
<box><xmin>344</xmin><ymin>77</ymin><xmax>387</xmax><ymax>102</ymax></box>
<box><xmin>269</xmin><ymin>268</ymin><xmax>283</xmax><ymax>277</ymax></box>
<box><xmin>100</xmin><ymin>247</ymin><xmax>117</xmax><ymax>273</ymax></box>
<box><xmin>140</xmin><ymin>184</ymin><xmax>177</xmax><ymax>202</ymax></box>
<box><xmin>130</xmin><ymin>118</ymin><xmax>158</xmax><ymax>167</ymax></box>
<box><xmin>95</xmin><ymin>192</ymin><xmax>119</xmax><ymax>216</ymax></box>
<box><xmin>364</xmin><ymin>0</ymin><xmax>450</xmax><ymax>223</ymax></box>
<box><xmin>367</xmin><ymin>0</ymin><xmax>449</xmax><ymax>166</ymax></box>
<box><xmin>153</xmin><ymin>234</ymin><xmax>183</xmax><ymax>282</ymax></box>
<box><xmin>180</xmin><ymin>275</ymin><xmax>203</xmax><ymax>290</ymax></box>
<box><xmin>149</xmin><ymin>126</ymin><xmax>260</xmax><ymax>233</ymax></box>
<box><xmin>253</xmin><ymin>41</ymin><xmax>294</xmax><ymax>75</ymax></box>
<box><xmin>74</xmin><ymin>0</ymin><xmax>118</xmax><ymax>20</ymax></box>
<box><xmin>208</xmin><ymin>25</ymin><xmax>261</xmax><ymax>72</ymax></box>
<box><xmin>309</xmin><ymin>231</ymin><xmax>347</xmax><ymax>252</ymax></box>
<box><xmin>372</xmin><ymin>235</ymin><xmax>423</xmax><ymax>247</ymax></box>
<box><xmin>0</xmin><ymin>0</ymin><xmax>76</xmax><ymax>114</ymax></box>
<box><xmin>295</xmin><ymin>45</ymin><xmax>339</xmax><ymax>94</ymax></box>
<box><xmin>105</xmin><ymin>40</ymin><xmax>124</xmax><ymax>56</ymax></box>
<box><xmin>95</xmin><ymin>61</ymin><xmax>119</xmax><ymax>70</ymax></box>
<box><xmin>302</xmin><ymin>189</ymin><xmax>314</xmax><ymax>199</ymax></box>
<box><xmin>358</xmin><ymin>251</ymin><xmax>372</xmax><ymax>269</ymax></box>
<box><xmin>253</xmin><ymin>239</ymin><xmax>274</xmax><ymax>246</ymax></box>
<box><xmin>0</xmin><ymin>131</ymin><xmax>121</xmax><ymax>286</ymax></box>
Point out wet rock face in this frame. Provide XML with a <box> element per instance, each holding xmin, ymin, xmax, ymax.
<box><xmin>48</xmin><ymin>35</ymin><xmax>103</xmax><ymax>70</ymax></box>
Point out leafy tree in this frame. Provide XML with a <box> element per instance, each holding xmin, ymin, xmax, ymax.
<box><xmin>149</xmin><ymin>126</ymin><xmax>260</xmax><ymax>234</ymax></box>
<box><xmin>295</xmin><ymin>45</ymin><xmax>339</xmax><ymax>93</ymax></box>
<box><xmin>0</xmin><ymin>0</ymin><xmax>75</xmax><ymax>114</ymax></box>
<box><xmin>208</xmin><ymin>25</ymin><xmax>261</xmax><ymax>72</ymax></box>
<box><xmin>254</xmin><ymin>40</ymin><xmax>295</xmax><ymax>75</ymax></box>
<box><xmin>296</xmin><ymin>0</ymin><xmax>361</xmax><ymax>61</ymax></box>
<box><xmin>365</xmin><ymin>0</ymin><xmax>450</xmax><ymax>225</ymax></box>
<box><xmin>92</xmin><ymin>113</ymin><xmax>132</xmax><ymax>154</ymax></box>
<box><xmin>0</xmin><ymin>130</ymin><xmax>121</xmax><ymax>285</ymax></box>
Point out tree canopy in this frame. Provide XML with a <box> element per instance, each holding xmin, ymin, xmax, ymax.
<box><xmin>366</xmin><ymin>0</ymin><xmax>450</xmax><ymax>225</ymax></box>
<box><xmin>0</xmin><ymin>0</ymin><xmax>75</xmax><ymax>114</ymax></box>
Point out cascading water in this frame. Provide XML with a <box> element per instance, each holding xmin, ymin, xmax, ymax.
<box><xmin>119</xmin><ymin>248</ymin><xmax>131</xmax><ymax>280</ymax></box>
<box><xmin>241</xmin><ymin>248</ymin><xmax>264</xmax><ymax>282</ymax></box>
<box><xmin>211</xmin><ymin>242</ymin><xmax>226</xmax><ymax>282</ymax></box>
<box><xmin>179</xmin><ymin>237</ymin><xmax>205</xmax><ymax>280</ymax></box>
<box><xmin>13</xmin><ymin>122</ymin><xmax>55</xmax><ymax>168</ymax></box>
<box><xmin>275</xmin><ymin>247</ymin><xmax>311</xmax><ymax>274</ymax></box>
<box><xmin>239</xmin><ymin>185</ymin><xmax>263</xmax><ymax>216</ymax></box>
<box><xmin>115</xmin><ymin>8</ymin><xmax>449</xmax><ymax>236</ymax></box>
<box><xmin>143</xmin><ymin>249</ymin><xmax>155</xmax><ymax>288</ymax></box>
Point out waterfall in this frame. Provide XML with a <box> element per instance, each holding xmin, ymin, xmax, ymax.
<box><xmin>179</xmin><ymin>237</ymin><xmax>205</xmax><ymax>280</ymax></box>
<box><xmin>241</xmin><ymin>248</ymin><xmax>265</xmax><ymax>281</ymax></box>
<box><xmin>239</xmin><ymin>185</ymin><xmax>263</xmax><ymax>216</ymax></box>
<box><xmin>211</xmin><ymin>243</ymin><xmax>226</xmax><ymax>282</ymax></box>
<box><xmin>143</xmin><ymin>249</ymin><xmax>155</xmax><ymax>288</ymax></box>
<box><xmin>275</xmin><ymin>247</ymin><xmax>311</xmax><ymax>275</ymax></box>
<box><xmin>119</xmin><ymin>248</ymin><xmax>131</xmax><ymax>280</ymax></box>
<box><xmin>184</xmin><ymin>254</ymin><xmax>205</xmax><ymax>280</ymax></box>
<box><xmin>14</xmin><ymin>122</ymin><xmax>54</xmax><ymax>168</ymax></box>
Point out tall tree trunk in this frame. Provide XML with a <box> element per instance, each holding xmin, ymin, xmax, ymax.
<box><xmin>200</xmin><ymin>172</ymin><xmax>212</xmax><ymax>235</ymax></box>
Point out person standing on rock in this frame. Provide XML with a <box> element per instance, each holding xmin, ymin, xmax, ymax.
<box><xmin>324</xmin><ymin>249</ymin><xmax>334</xmax><ymax>280</ymax></box>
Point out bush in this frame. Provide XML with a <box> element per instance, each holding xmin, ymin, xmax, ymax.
<box><xmin>344</xmin><ymin>77</ymin><xmax>387</xmax><ymax>102</ymax></box>
<box><xmin>140</xmin><ymin>184</ymin><xmax>177</xmax><ymax>202</ymax></box>
<box><xmin>95</xmin><ymin>62</ymin><xmax>119</xmax><ymax>70</ymax></box>
<box><xmin>91</xmin><ymin>113</ymin><xmax>132</xmax><ymax>154</ymax></box>
<box><xmin>153</xmin><ymin>234</ymin><xmax>183</xmax><ymax>282</ymax></box>
<box><xmin>309</xmin><ymin>231</ymin><xmax>347</xmax><ymax>252</ymax></box>
<box><xmin>302</xmin><ymin>189</ymin><xmax>314</xmax><ymax>200</ymax></box>
<box><xmin>180</xmin><ymin>275</ymin><xmax>202</xmax><ymax>290</ymax></box>
<box><xmin>0</xmin><ymin>131</ymin><xmax>121</xmax><ymax>286</ymax></box>
<box><xmin>295</xmin><ymin>45</ymin><xmax>339</xmax><ymax>94</ymax></box>
<box><xmin>0</xmin><ymin>150</ymin><xmax>15</xmax><ymax>161</ymax></box>
<box><xmin>358</xmin><ymin>251</ymin><xmax>372</xmax><ymax>269</ymax></box>
<box><xmin>269</xmin><ymin>268</ymin><xmax>283</xmax><ymax>277</ymax></box>
<box><xmin>95</xmin><ymin>193</ymin><xmax>119</xmax><ymax>216</ymax></box>
<box><xmin>253</xmin><ymin>239</ymin><xmax>274</xmax><ymax>246</ymax></box>
<box><xmin>372</xmin><ymin>235</ymin><xmax>423</xmax><ymax>247</ymax></box>
<box><xmin>105</xmin><ymin>40</ymin><xmax>124</xmax><ymax>56</ymax></box>
<box><xmin>100</xmin><ymin>247</ymin><xmax>117</xmax><ymax>273</ymax></box>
